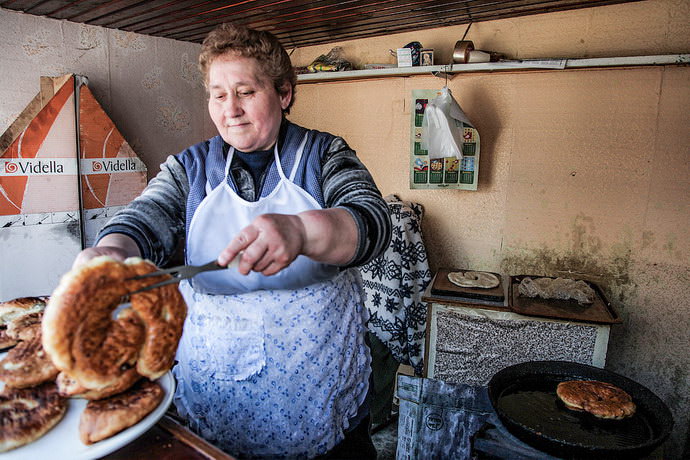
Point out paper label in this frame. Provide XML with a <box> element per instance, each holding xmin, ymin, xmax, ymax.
<box><xmin>410</xmin><ymin>89</ymin><xmax>479</xmax><ymax>190</ymax></box>
<box><xmin>0</xmin><ymin>158</ymin><xmax>77</xmax><ymax>176</ymax></box>
<box><xmin>397</xmin><ymin>48</ymin><xmax>413</xmax><ymax>67</ymax></box>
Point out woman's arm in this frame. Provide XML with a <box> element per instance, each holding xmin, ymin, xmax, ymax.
<box><xmin>217</xmin><ymin>136</ymin><xmax>391</xmax><ymax>275</ymax></box>
<box><xmin>320</xmin><ymin>137</ymin><xmax>392</xmax><ymax>267</ymax></box>
<box><xmin>93</xmin><ymin>154</ymin><xmax>189</xmax><ymax>266</ymax></box>
<box><xmin>218</xmin><ymin>208</ymin><xmax>357</xmax><ymax>276</ymax></box>
<box><xmin>298</xmin><ymin>207</ymin><xmax>358</xmax><ymax>264</ymax></box>
<box><xmin>72</xmin><ymin>233</ymin><xmax>142</xmax><ymax>267</ymax></box>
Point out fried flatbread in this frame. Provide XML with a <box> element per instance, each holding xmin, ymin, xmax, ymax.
<box><xmin>557</xmin><ymin>380</ymin><xmax>636</xmax><ymax>419</ymax></box>
<box><xmin>79</xmin><ymin>378</ymin><xmax>164</xmax><ymax>444</ymax></box>
<box><xmin>0</xmin><ymin>382</ymin><xmax>67</xmax><ymax>452</ymax></box>
<box><xmin>0</xmin><ymin>329</ymin><xmax>15</xmax><ymax>350</ymax></box>
<box><xmin>57</xmin><ymin>370</ymin><xmax>141</xmax><ymax>401</ymax></box>
<box><xmin>0</xmin><ymin>297</ymin><xmax>47</xmax><ymax>351</ymax></box>
<box><xmin>0</xmin><ymin>324</ymin><xmax>59</xmax><ymax>389</ymax></box>
<box><xmin>6</xmin><ymin>311</ymin><xmax>44</xmax><ymax>341</ymax></box>
<box><xmin>0</xmin><ymin>297</ymin><xmax>48</xmax><ymax>324</ymax></box>
<box><xmin>43</xmin><ymin>257</ymin><xmax>186</xmax><ymax>392</ymax></box>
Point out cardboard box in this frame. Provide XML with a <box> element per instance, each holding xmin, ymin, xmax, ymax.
<box><xmin>0</xmin><ymin>75</ymin><xmax>147</xmax><ymax>299</ymax></box>
<box><xmin>421</xmin><ymin>49</ymin><xmax>434</xmax><ymax>66</ymax></box>
<box><xmin>397</xmin><ymin>48</ymin><xmax>413</xmax><ymax>67</ymax></box>
<box><xmin>396</xmin><ymin>374</ymin><xmax>493</xmax><ymax>459</ymax></box>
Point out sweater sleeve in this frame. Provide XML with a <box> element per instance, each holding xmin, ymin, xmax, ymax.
<box><xmin>321</xmin><ymin>137</ymin><xmax>392</xmax><ymax>267</ymax></box>
<box><xmin>96</xmin><ymin>155</ymin><xmax>189</xmax><ymax>266</ymax></box>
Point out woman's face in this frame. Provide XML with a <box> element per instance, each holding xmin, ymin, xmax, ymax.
<box><xmin>207</xmin><ymin>54</ymin><xmax>291</xmax><ymax>152</ymax></box>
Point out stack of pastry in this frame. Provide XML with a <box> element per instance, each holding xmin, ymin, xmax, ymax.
<box><xmin>0</xmin><ymin>296</ymin><xmax>65</xmax><ymax>453</ymax></box>
<box><xmin>0</xmin><ymin>256</ymin><xmax>187</xmax><ymax>452</ymax></box>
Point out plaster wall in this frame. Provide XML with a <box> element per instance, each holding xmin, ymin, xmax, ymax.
<box><xmin>288</xmin><ymin>0</ymin><xmax>690</xmax><ymax>66</ymax></box>
<box><xmin>0</xmin><ymin>7</ymin><xmax>215</xmax><ymax>175</ymax></box>
<box><xmin>287</xmin><ymin>1</ymin><xmax>690</xmax><ymax>457</ymax></box>
<box><xmin>0</xmin><ymin>0</ymin><xmax>688</xmax><ymax>457</ymax></box>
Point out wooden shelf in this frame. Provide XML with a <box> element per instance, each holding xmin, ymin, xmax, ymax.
<box><xmin>296</xmin><ymin>54</ymin><xmax>690</xmax><ymax>83</ymax></box>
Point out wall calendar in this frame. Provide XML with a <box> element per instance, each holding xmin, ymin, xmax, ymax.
<box><xmin>409</xmin><ymin>89</ymin><xmax>479</xmax><ymax>190</ymax></box>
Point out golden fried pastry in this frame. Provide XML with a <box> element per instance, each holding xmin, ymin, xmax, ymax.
<box><xmin>55</xmin><ymin>371</ymin><xmax>87</xmax><ymax>396</ymax></box>
<box><xmin>0</xmin><ymin>382</ymin><xmax>67</xmax><ymax>452</ymax></box>
<box><xmin>0</xmin><ymin>297</ymin><xmax>48</xmax><ymax>323</ymax></box>
<box><xmin>42</xmin><ymin>256</ymin><xmax>186</xmax><ymax>393</ymax></box>
<box><xmin>6</xmin><ymin>311</ymin><xmax>44</xmax><ymax>341</ymax></box>
<box><xmin>557</xmin><ymin>380</ymin><xmax>636</xmax><ymax>419</ymax></box>
<box><xmin>0</xmin><ymin>324</ymin><xmax>58</xmax><ymax>389</ymax></box>
<box><xmin>79</xmin><ymin>379</ymin><xmax>164</xmax><ymax>444</ymax></box>
<box><xmin>56</xmin><ymin>370</ymin><xmax>141</xmax><ymax>401</ymax></box>
<box><xmin>0</xmin><ymin>297</ymin><xmax>47</xmax><ymax>350</ymax></box>
<box><xmin>0</xmin><ymin>329</ymin><xmax>15</xmax><ymax>350</ymax></box>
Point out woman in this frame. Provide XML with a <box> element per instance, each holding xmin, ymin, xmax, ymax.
<box><xmin>74</xmin><ymin>24</ymin><xmax>391</xmax><ymax>458</ymax></box>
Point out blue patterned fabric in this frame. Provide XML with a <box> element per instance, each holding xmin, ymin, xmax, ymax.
<box><xmin>359</xmin><ymin>195</ymin><xmax>432</xmax><ymax>376</ymax></box>
<box><xmin>173</xmin><ymin>269</ymin><xmax>371</xmax><ymax>459</ymax></box>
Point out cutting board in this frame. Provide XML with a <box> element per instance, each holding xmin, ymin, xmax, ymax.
<box><xmin>509</xmin><ymin>275</ymin><xmax>621</xmax><ymax>324</ymax></box>
<box><xmin>430</xmin><ymin>268</ymin><xmax>505</xmax><ymax>302</ymax></box>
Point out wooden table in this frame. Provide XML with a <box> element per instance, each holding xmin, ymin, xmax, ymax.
<box><xmin>102</xmin><ymin>415</ymin><xmax>235</xmax><ymax>460</ymax></box>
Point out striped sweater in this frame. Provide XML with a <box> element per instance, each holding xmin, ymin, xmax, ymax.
<box><xmin>97</xmin><ymin>121</ymin><xmax>392</xmax><ymax>269</ymax></box>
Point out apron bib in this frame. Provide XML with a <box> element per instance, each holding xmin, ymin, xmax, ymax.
<box><xmin>186</xmin><ymin>133</ymin><xmax>338</xmax><ymax>295</ymax></box>
<box><xmin>173</xmin><ymin>134</ymin><xmax>371</xmax><ymax>458</ymax></box>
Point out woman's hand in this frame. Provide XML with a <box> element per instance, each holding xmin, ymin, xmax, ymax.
<box><xmin>218</xmin><ymin>213</ymin><xmax>305</xmax><ymax>276</ymax></box>
<box><xmin>217</xmin><ymin>208</ymin><xmax>358</xmax><ymax>276</ymax></box>
<box><xmin>72</xmin><ymin>234</ymin><xmax>142</xmax><ymax>268</ymax></box>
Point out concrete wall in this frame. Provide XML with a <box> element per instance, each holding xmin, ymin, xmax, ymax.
<box><xmin>1</xmin><ymin>0</ymin><xmax>688</xmax><ymax>457</ymax></box>
<box><xmin>0</xmin><ymin>7</ymin><xmax>215</xmax><ymax>175</ymax></box>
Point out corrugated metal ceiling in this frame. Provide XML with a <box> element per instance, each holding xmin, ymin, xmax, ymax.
<box><xmin>1</xmin><ymin>0</ymin><xmax>642</xmax><ymax>48</ymax></box>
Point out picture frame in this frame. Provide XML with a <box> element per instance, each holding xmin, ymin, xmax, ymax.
<box><xmin>420</xmin><ymin>49</ymin><xmax>434</xmax><ymax>66</ymax></box>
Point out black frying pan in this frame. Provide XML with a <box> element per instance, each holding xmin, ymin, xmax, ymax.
<box><xmin>487</xmin><ymin>361</ymin><xmax>674</xmax><ymax>459</ymax></box>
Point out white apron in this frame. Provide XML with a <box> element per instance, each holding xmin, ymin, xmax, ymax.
<box><xmin>173</xmin><ymin>134</ymin><xmax>371</xmax><ymax>459</ymax></box>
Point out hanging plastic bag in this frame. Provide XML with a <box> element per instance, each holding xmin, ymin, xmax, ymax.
<box><xmin>421</xmin><ymin>87</ymin><xmax>474</xmax><ymax>160</ymax></box>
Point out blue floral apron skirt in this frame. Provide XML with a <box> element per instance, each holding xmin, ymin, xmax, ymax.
<box><xmin>173</xmin><ymin>268</ymin><xmax>371</xmax><ymax>459</ymax></box>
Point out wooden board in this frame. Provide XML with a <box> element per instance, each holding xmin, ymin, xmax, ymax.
<box><xmin>430</xmin><ymin>268</ymin><xmax>505</xmax><ymax>302</ymax></box>
<box><xmin>509</xmin><ymin>275</ymin><xmax>621</xmax><ymax>324</ymax></box>
<box><xmin>104</xmin><ymin>415</ymin><xmax>235</xmax><ymax>459</ymax></box>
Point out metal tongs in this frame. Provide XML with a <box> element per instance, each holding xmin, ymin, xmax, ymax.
<box><xmin>125</xmin><ymin>255</ymin><xmax>241</xmax><ymax>297</ymax></box>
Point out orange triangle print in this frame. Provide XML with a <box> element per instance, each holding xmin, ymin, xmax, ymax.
<box><xmin>1</xmin><ymin>76</ymin><xmax>75</xmax><ymax>215</ymax></box>
<box><xmin>79</xmin><ymin>85</ymin><xmax>147</xmax><ymax>210</ymax></box>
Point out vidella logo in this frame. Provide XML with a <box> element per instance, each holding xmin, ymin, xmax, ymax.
<box><xmin>84</xmin><ymin>158</ymin><xmax>141</xmax><ymax>174</ymax></box>
<box><xmin>1</xmin><ymin>158</ymin><xmax>74</xmax><ymax>176</ymax></box>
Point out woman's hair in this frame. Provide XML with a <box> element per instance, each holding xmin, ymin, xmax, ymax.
<box><xmin>199</xmin><ymin>23</ymin><xmax>296</xmax><ymax>113</ymax></box>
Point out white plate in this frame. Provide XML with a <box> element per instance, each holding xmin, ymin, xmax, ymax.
<box><xmin>0</xmin><ymin>369</ymin><xmax>175</xmax><ymax>460</ymax></box>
